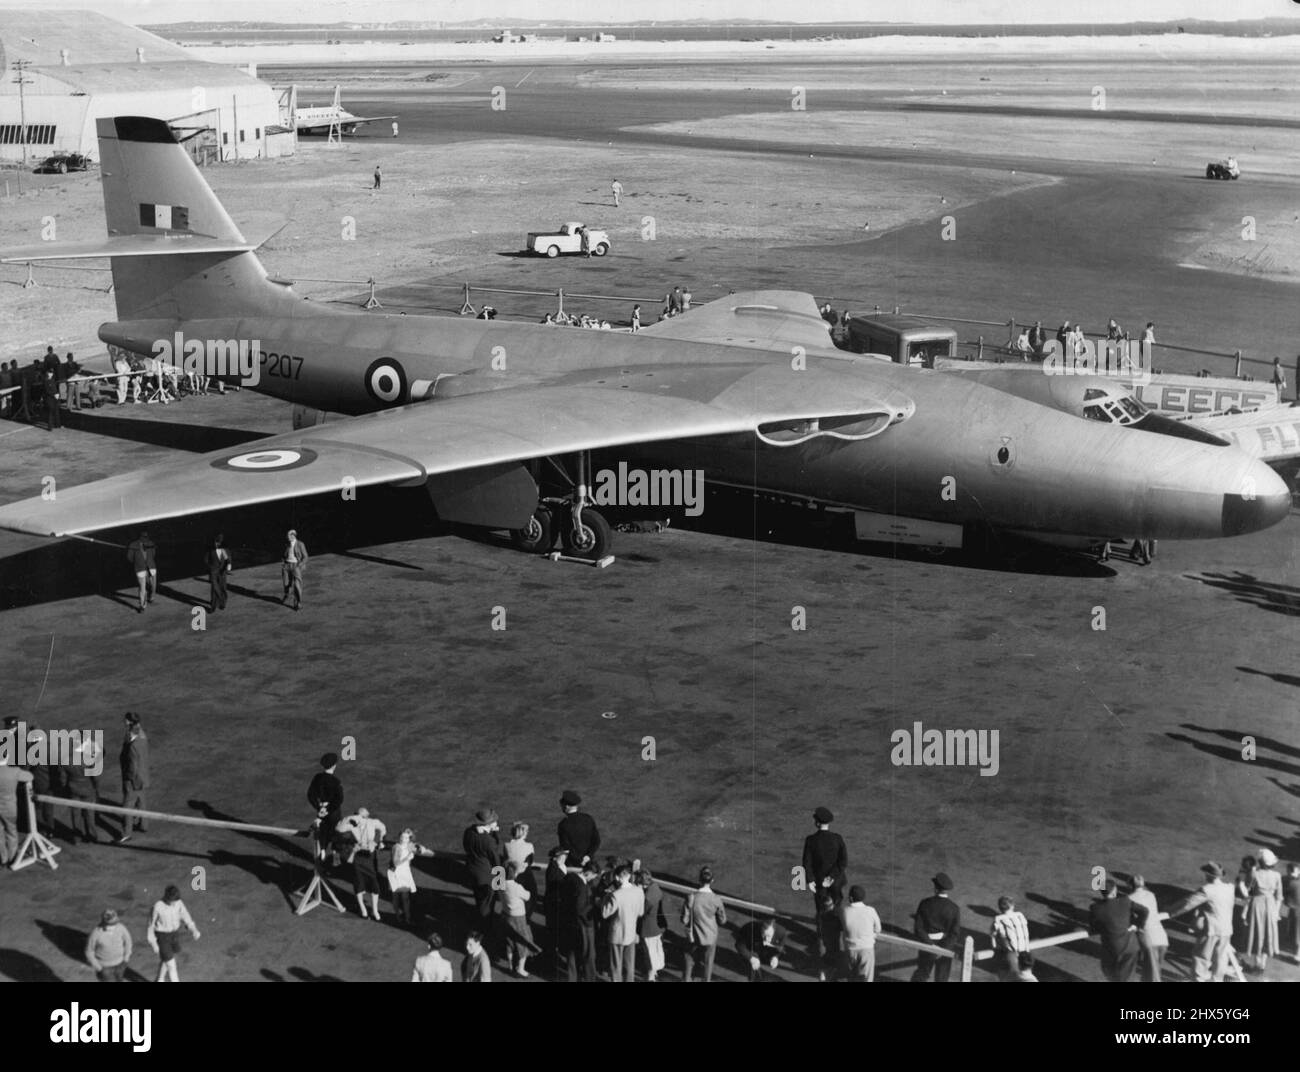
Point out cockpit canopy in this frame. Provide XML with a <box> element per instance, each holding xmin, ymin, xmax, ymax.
<box><xmin>1082</xmin><ymin>387</ymin><xmax>1147</xmax><ymax>426</ymax></box>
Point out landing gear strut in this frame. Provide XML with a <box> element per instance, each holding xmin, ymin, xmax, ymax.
<box><xmin>513</xmin><ymin>451</ymin><xmax>613</xmax><ymax>560</ymax></box>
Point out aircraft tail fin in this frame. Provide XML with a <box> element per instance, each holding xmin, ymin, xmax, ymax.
<box><xmin>332</xmin><ymin>86</ymin><xmax>341</xmax><ymax>110</ymax></box>
<box><xmin>2</xmin><ymin>116</ymin><xmax>301</xmax><ymax>321</ymax></box>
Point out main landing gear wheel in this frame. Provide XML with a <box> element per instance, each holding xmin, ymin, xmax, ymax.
<box><xmin>510</xmin><ymin>508</ymin><xmax>556</xmax><ymax>553</ymax></box>
<box><xmin>560</xmin><ymin>507</ymin><xmax>611</xmax><ymax>560</ymax></box>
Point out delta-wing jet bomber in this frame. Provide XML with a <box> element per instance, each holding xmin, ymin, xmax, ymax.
<box><xmin>294</xmin><ymin>87</ymin><xmax>396</xmax><ymax>136</ymax></box>
<box><xmin>0</xmin><ymin>117</ymin><xmax>1290</xmax><ymax>558</ymax></box>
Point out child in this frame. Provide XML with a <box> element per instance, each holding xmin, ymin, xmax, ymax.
<box><xmin>501</xmin><ymin>862</ymin><xmax>541</xmax><ymax>977</ymax></box>
<box><xmin>504</xmin><ymin>822</ymin><xmax>537</xmax><ymax>904</ymax></box>
<box><xmin>461</xmin><ymin>930</ymin><xmax>492</xmax><ymax>982</ymax></box>
<box><xmin>147</xmin><ymin>885</ymin><xmax>201</xmax><ymax>982</ymax></box>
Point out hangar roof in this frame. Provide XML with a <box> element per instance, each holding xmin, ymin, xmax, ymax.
<box><xmin>1</xmin><ymin>9</ymin><xmax>190</xmax><ymax>69</ymax></box>
<box><xmin>34</xmin><ymin>61</ymin><xmax>264</xmax><ymax>96</ymax></box>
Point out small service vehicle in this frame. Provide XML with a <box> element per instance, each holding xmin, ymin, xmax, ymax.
<box><xmin>526</xmin><ymin>222</ymin><xmax>610</xmax><ymax>258</ymax></box>
<box><xmin>1205</xmin><ymin>157</ymin><xmax>1240</xmax><ymax>180</ymax></box>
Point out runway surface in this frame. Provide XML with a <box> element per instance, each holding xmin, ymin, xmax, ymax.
<box><xmin>288</xmin><ymin>60</ymin><xmax>1299</xmax><ymax>368</ymax></box>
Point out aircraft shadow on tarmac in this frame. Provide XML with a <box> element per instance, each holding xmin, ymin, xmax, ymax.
<box><xmin>678</xmin><ymin>490</ymin><xmax>1119</xmax><ymax>578</ymax></box>
<box><xmin>1187</xmin><ymin>572</ymin><xmax>1300</xmax><ymax>618</ymax></box>
<box><xmin>0</xmin><ymin>485</ymin><xmax>1118</xmax><ymax>615</ymax></box>
<box><xmin>56</xmin><ymin>407</ymin><xmax>273</xmax><ymax>454</ymax></box>
<box><xmin>0</xmin><ymin>486</ymin><xmax>451</xmax><ymax>614</ymax></box>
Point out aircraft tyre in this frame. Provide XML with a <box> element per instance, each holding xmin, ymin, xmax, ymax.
<box><xmin>510</xmin><ymin>508</ymin><xmax>556</xmax><ymax>553</ymax></box>
<box><xmin>560</xmin><ymin>507</ymin><xmax>612</xmax><ymax>559</ymax></box>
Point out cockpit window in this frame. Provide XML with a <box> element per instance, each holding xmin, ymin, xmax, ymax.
<box><xmin>1083</xmin><ymin>388</ymin><xmax>1107</xmax><ymax>401</ymax></box>
<box><xmin>1119</xmin><ymin>397</ymin><xmax>1146</xmax><ymax>420</ymax></box>
<box><xmin>1084</xmin><ymin>404</ymin><xmax>1109</xmax><ymax>423</ymax></box>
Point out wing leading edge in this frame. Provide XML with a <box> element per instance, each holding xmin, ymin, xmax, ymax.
<box><xmin>0</xmin><ymin>367</ymin><xmax>913</xmax><ymax>538</ymax></box>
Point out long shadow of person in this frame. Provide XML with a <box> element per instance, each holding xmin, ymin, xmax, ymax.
<box><xmin>0</xmin><ymin>948</ymin><xmax>62</xmax><ymax>982</ymax></box>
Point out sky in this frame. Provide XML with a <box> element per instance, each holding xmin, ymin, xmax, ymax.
<box><xmin>1</xmin><ymin>0</ymin><xmax>1294</xmax><ymax>27</ymax></box>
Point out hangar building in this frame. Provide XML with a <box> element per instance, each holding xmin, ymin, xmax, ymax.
<box><xmin>0</xmin><ymin>9</ymin><xmax>293</xmax><ymax>165</ymax></box>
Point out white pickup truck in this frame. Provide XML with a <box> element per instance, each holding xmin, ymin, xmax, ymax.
<box><xmin>526</xmin><ymin>222</ymin><xmax>610</xmax><ymax>258</ymax></box>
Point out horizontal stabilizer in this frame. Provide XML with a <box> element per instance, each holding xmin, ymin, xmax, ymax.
<box><xmin>1</xmin><ymin>235</ymin><xmax>255</xmax><ymax>263</ymax></box>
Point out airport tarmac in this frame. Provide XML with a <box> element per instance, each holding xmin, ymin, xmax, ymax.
<box><xmin>1</xmin><ymin>51</ymin><xmax>1297</xmax><ymax>983</ymax></box>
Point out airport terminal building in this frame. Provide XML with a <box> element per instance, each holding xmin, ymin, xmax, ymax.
<box><xmin>0</xmin><ymin>10</ymin><xmax>293</xmax><ymax>166</ymax></box>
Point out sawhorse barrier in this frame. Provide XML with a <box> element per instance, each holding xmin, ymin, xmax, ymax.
<box><xmin>22</xmin><ymin>791</ymin><xmax>347</xmax><ymax>916</ymax></box>
<box><xmin>17</xmin><ymin>794</ymin><xmax>972</xmax><ymax>972</ymax></box>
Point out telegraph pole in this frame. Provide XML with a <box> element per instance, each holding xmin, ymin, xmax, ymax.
<box><xmin>12</xmin><ymin>60</ymin><xmax>33</xmax><ymax>167</ymax></box>
<box><xmin>11</xmin><ymin>59</ymin><xmax>34</xmax><ymax>194</ymax></box>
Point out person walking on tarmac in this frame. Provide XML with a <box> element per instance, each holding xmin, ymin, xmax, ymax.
<box><xmin>281</xmin><ymin>529</ymin><xmax>308</xmax><ymax>610</ymax></box>
<box><xmin>205</xmin><ymin>534</ymin><xmax>232</xmax><ymax>612</ymax></box>
<box><xmin>125</xmin><ymin>531</ymin><xmax>157</xmax><ymax>613</ymax></box>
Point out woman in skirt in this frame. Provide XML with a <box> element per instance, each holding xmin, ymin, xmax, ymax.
<box><xmin>501</xmin><ymin>862</ymin><xmax>541</xmax><ymax>977</ymax></box>
<box><xmin>1244</xmin><ymin>848</ymin><xmax>1283</xmax><ymax>971</ymax></box>
<box><xmin>386</xmin><ymin>828</ymin><xmax>434</xmax><ymax>928</ymax></box>
<box><xmin>147</xmin><ymin>885</ymin><xmax>201</xmax><ymax>982</ymax></box>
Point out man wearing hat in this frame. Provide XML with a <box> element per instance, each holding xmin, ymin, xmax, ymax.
<box><xmin>115</xmin><ymin>713</ymin><xmax>149</xmax><ymax>844</ymax></box>
<box><xmin>911</xmin><ymin>872</ymin><xmax>962</xmax><ymax>982</ymax></box>
<box><xmin>462</xmin><ymin>807</ymin><xmax>504</xmax><ymax>918</ymax></box>
<box><xmin>307</xmin><ymin>753</ymin><xmax>344</xmax><ymax>863</ymax></box>
<box><xmin>557</xmin><ymin>790</ymin><xmax>601</xmax><ymax>866</ymax></box>
<box><xmin>1088</xmin><ymin>878</ymin><xmax>1148</xmax><ymax>983</ymax></box>
<box><xmin>85</xmin><ymin>909</ymin><xmax>133</xmax><ymax>982</ymax></box>
<box><xmin>802</xmin><ymin>806</ymin><xmax>847</xmax><ymax>979</ymax></box>
<box><xmin>1166</xmin><ymin>862</ymin><xmax>1236</xmax><ymax>981</ymax></box>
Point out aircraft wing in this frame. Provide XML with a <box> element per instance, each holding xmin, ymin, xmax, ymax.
<box><xmin>0</xmin><ymin>367</ymin><xmax>914</xmax><ymax>538</ymax></box>
<box><xmin>638</xmin><ymin>290</ymin><xmax>834</xmax><ymax>353</ymax></box>
<box><xmin>298</xmin><ymin>115</ymin><xmax>397</xmax><ymax>135</ymax></box>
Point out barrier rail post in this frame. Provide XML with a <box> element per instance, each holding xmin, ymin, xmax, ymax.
<box><xmin>960</xmin><ymin>935</ymin><xmax>974</xmax><ymax>981</ymax></box>
<box><xmin>363</xmin><ymin>278</ymin><xmax>382</xmax><ymax>310</ymax></box>
<box><xmin>1234</xmin><ymin>351</ymin><xmax>1243</xmax><ymax>378</ymax></box>
<box><xmin>22</xmin><ymin>261</ymin><xmax>35</xmax><ymax>289</ymax></box>
<box><xmin>556</xmin><ymin>287</ymin><xmax>565</xmax><ymax>319</ymax></box>
<box><xmin>9</xmin><ymin>782</ymin><xmax>60</xmax><ymax>871</ymax></box>
<box><xmin>1007</xmin><ymin>317</ymin><xmax>1016</xmax><ymax>347</ymax></box>
<box><xmin>292</xmin><ymin>854</ymin><xmax>347</xmax><ymax>916</ymax></box>
<box><xmin>977</xmin><ymin>335</ymin><xmax>984</xmax><ymax>361</ymax></box>
<box><xmin>458</xmin><ymin>281</ymin><xmax>476</xmax><ymax>316</ymax></box>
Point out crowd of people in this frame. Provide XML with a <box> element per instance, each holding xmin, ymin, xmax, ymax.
<box><xmin>0</xmin><ymin>344</ymin><xmax>236</xmax><ymax>429</ymax></box>
<box><xmin>3</xmin><ymin>724</ymin><xmax>1298</xmax><ymax>982</ymax></box>
<box><xmin>533</xmin><ymin>284</ymin><xmax>693</xmax><ymax>334</ymax></box>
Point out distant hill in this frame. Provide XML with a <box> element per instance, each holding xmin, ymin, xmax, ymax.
<box><xmin>146</xmin><ymin>17</ymin><xmax>1300</xmax><ymax>36</ymax></box>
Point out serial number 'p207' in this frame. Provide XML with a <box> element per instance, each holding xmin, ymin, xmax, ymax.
<box><xmin>261</xmin><ymin>352</ymin><xmax>304</xmax><ymax>380</ymax></box>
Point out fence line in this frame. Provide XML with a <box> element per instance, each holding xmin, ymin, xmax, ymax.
<box><xmin>4</xmin><ymin>259</ymin><xmax>1281</xmax><ymax>379</ymax></box>
<box><xmin>23</xmin><ymin>790</ymin><xmax>970</xmax><ymax>977</ymax></box>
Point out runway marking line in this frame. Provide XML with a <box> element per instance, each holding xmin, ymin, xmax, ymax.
<box><xmin>515</xmin><ymin>69</ymin><xmax>535</xmax><ymax>88</ymax></box>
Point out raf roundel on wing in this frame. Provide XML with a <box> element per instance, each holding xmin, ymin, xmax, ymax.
<box><xmin>211</xmin><ymin>448</ymin><xmax>319</xmax><ymax>472</ymax></box>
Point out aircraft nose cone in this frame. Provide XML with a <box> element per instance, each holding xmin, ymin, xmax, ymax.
<box><xmin>1221</xmin><ymin>464</ymin><xmax>1292</xmax><ymax>536</ymax></box>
